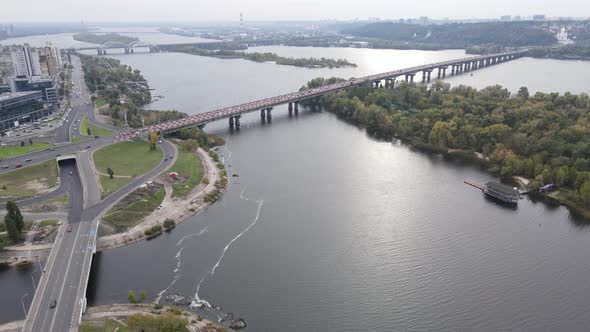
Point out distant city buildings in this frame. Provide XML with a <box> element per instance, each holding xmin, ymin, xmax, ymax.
<box><xmin>0</xmin><ymin>24</ymin><xmax>16</xmax><ymax>36</ymax></box>
<box><xmin>533</xmin><ymin>15</ymin><xmax>546</xmax><ymax>21</ymax></box>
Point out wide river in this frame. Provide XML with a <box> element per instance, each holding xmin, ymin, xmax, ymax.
<box><xmin>3</xmin><ymin>33</ymin><xmax>590</xmax><ymax>331</ymax></box>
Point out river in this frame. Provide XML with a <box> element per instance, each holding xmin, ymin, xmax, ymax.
<box><xmin>3</xmin><ymin>33</ymin><xmax>590</xmax><ymax>330</ymax></box>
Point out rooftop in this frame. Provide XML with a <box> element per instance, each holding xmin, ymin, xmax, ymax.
<box><xmin>0</xmin><ymin>91</ymin><xmax>42</xmax><ymax>102</ymax></box>
<box><xmin>485</xmin><ymin>181</ymin><xmax>519</xmax><ymax>197</ymax></box>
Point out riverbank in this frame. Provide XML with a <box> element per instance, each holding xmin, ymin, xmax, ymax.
<box><xmin>97</xmin><ymin>147</ymin><xmax>226</xmax><ymax>251</ymax></box>
<box><xmin>82</xmin><ymin>303</ymin><xmax>227</xmax><ymax>332</ymax></box>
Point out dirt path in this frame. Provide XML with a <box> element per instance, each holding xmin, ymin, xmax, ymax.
<box><xmin>97</xmin><ymin>148</ymin><xmax>223</xmax><ymax>251</ymax></box>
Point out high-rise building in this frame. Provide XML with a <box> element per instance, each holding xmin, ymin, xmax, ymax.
<box><xmin>533</xmin><ymin>14</ymin><xmax>546</xmax><ymax>21</ymax></box>
<box><xmin>11</xmin><ymin>44</ymin><xmax>42</xmax><ymax>77</ymax></box>
<box><xmin>500</xmin><ymin>15</ymin><xmax>512</xmax><ymax>22</ymax></box>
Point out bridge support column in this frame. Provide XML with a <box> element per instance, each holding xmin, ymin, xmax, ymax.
<box><xmin>261</xmin><ymin>109</ymin><xmax>266</xmax><ymax>121</ymax></box>
<box><xmin>408</xmin><ymin>74</ymin><xmax>414</xmax><ymax>83</ymax></box>
<box><xmin>229</xmin><ymin>116</ymin><xmax>234</xmax><ymax>129</ymax></box>
<box><xmin>426</xmin><ymin>70</ymin><xmax>432</xmax><ymax>83</ymax></box>
<box><xmin>421</xmin><ymin>71</ymin><xmax>427</xmax><ymax>83</ymax></box>
<box><xmin>294</xmin><ymin>102</ymin><xmax>299</xmax><ymax>115</ymax></box>
<box><xmin>288</xmin><ymin>103</ymin><xmax>293</xmax><ymax>116</ymax></box>
<box><xmin>234</xmin><ymin>115</ymin><xmax>241</xmax><ymax>128</ymax></box>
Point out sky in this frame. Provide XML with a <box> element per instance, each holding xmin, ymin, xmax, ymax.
<box><xmin>0</xmin><ymin>0</ymin><xmax>588</xmax><ymax>22</ymax></box>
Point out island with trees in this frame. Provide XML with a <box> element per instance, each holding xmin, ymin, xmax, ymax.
<box><xmin>80</xmin><ymin>54</ymin><xmax>186</xmax><ymax>128</ymax></box>
<box><xmin>73</xmin><ymin>32</ymin><xmax>139</xmax><ymax>45</ymax></box>
<box><xmin>171</xmin><ymin>45</ymin><xmax>357</xmax><ymax>68</ymax></box>
<box><xmin>300</xmin><ymin>78</ymin><xmax>590</xmax><ymax>218</ymax></box>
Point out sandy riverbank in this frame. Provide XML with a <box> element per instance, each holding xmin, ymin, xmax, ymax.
<box><xmin>97</xmin><ymin>147</ymin><xmax>226</xmax><ymax>251</ymax></box>
<box><xmin>85</xmin><ymin>303</ymin><xmax>227</xmax><ymax>331</ymax></box>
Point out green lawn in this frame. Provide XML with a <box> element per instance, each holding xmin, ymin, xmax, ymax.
<box><xmin>0</xmin><ymin>160</ymin><xmax>58</xmax><ymax>200</ymax></box>
<box><xmin>94</xmin><ymin>140</ymin><xmax>163</xmax><ymax>178</ymax></box>
<box><xmin>0</xmin><ymin>143</ymin><xmax>52</xmax><ymax>159</ymax></box>
<box><xmin>80</xmin><ymin>115</ymin><xmax>113</xmax><ymax>137</ymax></box>
<box><xmin>102</xmin><ymin>187</ymin><xmax>166</xmax><ymax>232</ymax></box>
<box><xmin>94</xmin><ymin>98</ymin><xmax>108</xmax><ymax>108</ymax></box>
<box><xmin>72</xmin><ymin>136</ymin><xmax>91</xmax><ymax>143</ymax></box>
<box><xmin>99</xmin><ymin>175</ymin><xmax>134</xmax><ymax>197</ymax></box>
<box><xmin>169</xmin><ymin>147</ymin><xmax>204</xmax><ymax>197</ymax></box>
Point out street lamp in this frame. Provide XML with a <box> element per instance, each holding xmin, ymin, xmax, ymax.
<box><xmin>31</xmin><ymin>268</ymin><xmax>38</xmax><ymax>292</ymax></box>
<box><xmin>21</xmin><ymin>293</ymin><xmax>29</xmax><ymax>318</ymax></box>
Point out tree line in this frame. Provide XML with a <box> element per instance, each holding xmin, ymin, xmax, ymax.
<box><xmin>80</xmin><ymin>54</ymin><xmax>185</xmax><ymax>128</ymax></box>
<box><xmin>342</xmin><ymin>22</ymin><xmax>557</xmax><ymax>48</ymax></box>
<box><xmin>301</xmin><ymin>78</ymin><xmax>590</xmax><ymax>211</ymax></box>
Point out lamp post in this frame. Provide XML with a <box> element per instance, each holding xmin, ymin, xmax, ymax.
<box><xmin>21</xmin><ymin>293</ymin><xmax>29</xmax><ymax>318</ymax></box>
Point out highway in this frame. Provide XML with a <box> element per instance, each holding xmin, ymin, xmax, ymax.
<box><xmin>25</xmin><ymin>159</ymin><xmax>86</xmax><ymax>332</ymax></box>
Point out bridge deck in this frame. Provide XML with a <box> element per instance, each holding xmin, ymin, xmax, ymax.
<box><xmin>114</xmin><ymin>50</ymin><xmax>526</xmax><ymax>142</ymax></box>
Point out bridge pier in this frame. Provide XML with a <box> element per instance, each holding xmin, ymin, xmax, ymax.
<box><xmin>294</xmin><ymin>102</ymin><xmax>299</xmax><ymax>115</ymax></box>
<box><xmin>235</xmin><ymin>115</ymin><xmax>241</xmax><ymax>128</ymax></box>
<box><xmin>229</xmin><ymin>116</ymin><xmax>234</xmax><ymax>129</ymax></box>
<box><xmin>261</xmin><ymin>109</ymin><xmax>266</xmax><ymax>121</ymax></box>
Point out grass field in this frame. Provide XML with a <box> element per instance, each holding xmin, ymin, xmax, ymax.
<box><xmin>169</xmin><ymin>148</ymin><xmax>204</xmax><ymax>197</ymax></box>
<box><xmin>94</xmin><ymin>140</ymin><xmax>163</xmax><ymax>178</ymax></box>
<box><xmin>102</xmin><ymin>187</ymin><xmax>166</xmax><ymax>232</ymax></box>
<box><xmin>99</xmin><ymin>175</ymin><xmax>133</xmax><ymax>197</ymax></box>
<box><xmin>0</xmin><ymin>160</ymin><xmax>58</xmax><ymax>200</ymax></box>
<box><xmin>94</xmin><ymin>98</ymin><xmax>108</xmax><ymax>108</ymax></box>
<box><xmin>72</xmin><ymin>136</ymin><xmax>91</xmax><ymax>143</ymax></box>
<box><xmin>0</xmin><ymin>142</ymin><xmax>52</xmax><ymax>159</ymax></box>
<box><xmin>80</xmin><ymin>115</ymin><xmax>113</xmax><ymax>137</ymax></box>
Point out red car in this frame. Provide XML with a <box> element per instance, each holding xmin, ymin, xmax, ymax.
<box><xmin>15</xmin><ymin>164</ymin><xmax>22</xmax><ymax>168</ymax></box>
<box><xmin>66</xmin><ymin>225</ymin><xmax>72</xmax><ymax>232</ymax></box>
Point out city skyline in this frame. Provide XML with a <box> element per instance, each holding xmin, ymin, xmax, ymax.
<box><xmin>0</xmin><ymin>0</ymin><xmax>589</xmax><ymax>22</ymax></box>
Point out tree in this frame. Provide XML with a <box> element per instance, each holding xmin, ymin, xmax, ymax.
<box><xmin>86</xmin><ymin>127</ymin><xmax>91</xmax><ymax>136</ymax></box>
<box><xmin>128</xmin><ymin>290</ymin><xmax>137</xmax><ymax>304</ymax></box>
<box><xmin>517</xmin><ymin>87</ymin><xmax>529</xmax><ymax>100</ymax></box>
<box><xmin>4</xmin><ymin>201</ymin><xmax>24</xmax><ymax>243</ymax></box>
<box><xmin>20</xmin><ymin>141</ymin><xmax>24</xmax><ymax>147</ymax></box>
<box><xmin>179</xmin><ymin>139</ymin><xmax>199</xmax><ymax>152</ymax></box>
<box><xmin>106</xmin><ymin>168</ymin><xmax>114</xmax><ymax>179</ymax></box>
<box><xmin>139</xmin><ymin>291</ymin><xmax>147</xmax><ymax>303</ymax></box>
<box><xmin>148</xmin><ymin>131</ymin><xmax>159</xmax><ymax>150</ymax></box>
<box><xmin>580</xmin><ymin>181</ymin><xmax>590</xmax><ymax>206</ymax></box>
<box><xmin>29</xmin><ymin>138</ymin><xmax>33</xmax><ymax>145</ymax></box>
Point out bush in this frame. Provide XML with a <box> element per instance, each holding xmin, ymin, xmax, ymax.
<box><xmin>144</xmin><ymin>224</ymin><xmax>163</xmax><ymax>237</ymax></box>
<box><xmin>163</xmin><ymin>218</ymin><xmax>176</xmax><ymax>230</ymax></box>
<box><xmin>168</xmin><ymin>306</ymin><xmax>182</xmax><ymax>316</ymax></box>
<box><xmin>154</xmin><ymin>303</ymin><xmax>164</xmax><ymax>309</ymax></box>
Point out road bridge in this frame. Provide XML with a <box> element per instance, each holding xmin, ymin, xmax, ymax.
<box><xmin>114</xmin><ymin>49</ymin><xmax>527</xmax><ymax>142</ymax></box>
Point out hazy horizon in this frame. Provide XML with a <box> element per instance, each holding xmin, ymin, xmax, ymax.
<box><xmin>0</xmin><ymin>0</ymin><xmax>588</xmax><ymax>23</ymax></box>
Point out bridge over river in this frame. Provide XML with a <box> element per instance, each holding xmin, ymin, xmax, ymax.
<box><xmin>114</xmin><ymin>49</ymin><xmax>527</xmax><ymax>142</ymax></box>
<box><xmin>22</xmin><ymin>49</ymin><xmax>525</xmax><ymax>331</ymax></box>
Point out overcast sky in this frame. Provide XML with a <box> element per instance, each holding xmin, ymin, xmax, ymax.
<box><xmin>1</xmin><ymin>0</ymin><xmax>588</xmax><ymax>22</ymax></box>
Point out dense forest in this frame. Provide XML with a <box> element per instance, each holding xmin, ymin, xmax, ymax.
<box><xmin>342</xmin><ymin>22</ymin><xmax>556</xmax><ymax>48</ymax></box>
<box><xmin>80</xmin><ymin>55</ymin><xmax>184</xmax><ymax>127</ymax></box>
<box><xmin>73</xmin><ymin>33</ymin><xmax>138</xmax><ymax>45</ymax></box>
<box><xmin>300</xmin><ymin>78</ymin><xmax>590</xmax><ymax>214</ymax></box>
<box><xmin>172</xmin><ymin>45</ymin><xmax>356</xmax><ymax>68</ymax></box>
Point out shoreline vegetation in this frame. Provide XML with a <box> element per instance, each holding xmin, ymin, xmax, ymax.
<box><xmin>80</xmin><ymin>54</ymin><xmax>186</xmax><ymax>128</ymax></box>
<box><xmin>172</xmin><ymin>45</ymin><xmax>357</xmax><ymax>68</ymax></box>
<box><xmin>73</xmin><ymin>32</ymin><xmax>139</xmax><ymax>45</ymax></box>
<box><xmin>300</xmin><ymin>78</ymin><xmax>590</xmax><ymax>219</ymax></box>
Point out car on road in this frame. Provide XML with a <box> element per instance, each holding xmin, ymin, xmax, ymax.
<box><xmin>49</xmin><ymin>299</ymin><xmax>56</xmax><ymax>308</ymax></box>
<box><xmin>15</xmin><ymin>164</ymin><xmax>22</xmax><ymax>168</ymax></box>
<box><xmin>94</xmin><ymin>136</ymin><xmax>99</xmax><ymax>138</ymax></box>
<box><xmin>2</xmin><ymin>165</ymin><xmax>8</xmax><ymax>169</ymax></box>
<box><xmin>25</xmin><ymin>158</ymin><xmax>32</xmax><ymax>162</ymax></box>
<box><xmin>67</xmin><ymin>225</ymin><xmax>72</xmax><ymax>232</ymax></box>
<box><xmin>69</xmin><ymin>171</ymin><xmax>73</xmax><ymax>175</ymax></box>
<box><xmin>0</xmin><ymin>143</ymin><xmax>6</xmax><ymax>146</ymax></box>
<box><xmin>86</xmin><ymin>145</ymin><xmax>91</xmax><ymax>149</ymax></box>
<box><xmin>56</xmin><ymin>154</ymin><xmax>61</xmax><ymax>157</ymax></box>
